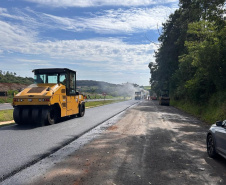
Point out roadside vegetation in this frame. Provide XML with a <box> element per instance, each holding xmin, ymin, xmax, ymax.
<box><xmin>0</xmin><ymin>97</ymin><xmax>13</xmax><ymax>103</ymax></box>
<box><xmin>148</xmin><ymin>0</ymin><xmax>226</xmax><ymax>123</ymax></box>
<box><xmin>83</xmin><ymin>94</ymin><xmax>116</xmax><ymax>100</ymax></box>
<box><xmin>171</xmin><ymin>91</ymin><xmax>226</xmax><ymax>124</ymax></box>
<box><xmin>85</xmin><ymin>99</ymin><xmax>128</xmax><ymax>108</ymax></box>
<box><xmin>143</xmin><ymin>86</ymin><xmax>151</xmax><ymax>91</ymax></box>
<box><xmin>0</xmin><ymin>90</ymin><xmax>18</xmax><ymax>103</ymax></box>
<box><xmin>0</xmin><ymin>71</ymin><xmax>33</xmax><ymax>84</ymax></box>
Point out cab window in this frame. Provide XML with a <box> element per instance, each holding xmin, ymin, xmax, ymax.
<box><xmin>59</xmin><ymin>74</ymin><xmax>67</xmax><ymax>85</ymax></box>
<box><xmin>69</xmin><ymin>72</ymin><xmax>76</xmax><ymax>94</ymax></box>
<box><xmin>47</xmin><ymin>74</ymin><xmax>58</xmax><ymax>83</ymax></box>
<box><xmin>34</xmin><ymin>74</ymin><xmax>46</xmax><ymax>84</ymax></box>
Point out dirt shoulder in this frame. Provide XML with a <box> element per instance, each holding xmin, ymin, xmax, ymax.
<box><xmin>30</xmin><ymin>100</ymin><xmax>226</xmax><ymax>185</ymax></box>
<box><xmin>0</xmin><ymin>83</ymin><xmax>28</xmax><ymax>91</ymax></box>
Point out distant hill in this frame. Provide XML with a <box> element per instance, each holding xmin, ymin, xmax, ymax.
<box><xmin>0</xmin><ymin>71</ymin><xmax>143</xmax><ymax>97</ymax></box>
<box><xmin>77</xmin><ymin>80</ymin><xmax>141</xmax><ymax>97</ymax></box>
<box><xmin>77</xmin><ymin>80</ymin><xmax>118</xmax><ymax>88</ymax></box>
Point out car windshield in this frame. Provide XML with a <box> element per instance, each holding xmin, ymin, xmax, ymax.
<box><xmin>34</xmin><ymin>74</ymin><xmax>58</xmax><ymax>84</ymax></box>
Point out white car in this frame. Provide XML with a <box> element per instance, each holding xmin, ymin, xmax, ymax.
<box><xmin>206</xmin><ymin>120</ymin><xmax>226</xmax><ymax>159</ymax></box>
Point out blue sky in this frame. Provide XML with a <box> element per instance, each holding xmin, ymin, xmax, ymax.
<box><xmin>0</xmin><ymin>0</ymin><xmax>178</xmax><ymax>86</ymax></box>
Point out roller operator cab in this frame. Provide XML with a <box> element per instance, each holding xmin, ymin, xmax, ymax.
<box><xmin>12</xmin><ymin>68</ymin><xmax>85</xmax><ymax>127</ymax></box>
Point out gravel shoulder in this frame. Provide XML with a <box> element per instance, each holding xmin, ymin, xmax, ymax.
<box><xmin>18</xmin><ymin>101</ymin><xmax>226</xmax><ymax>184</ymax></box>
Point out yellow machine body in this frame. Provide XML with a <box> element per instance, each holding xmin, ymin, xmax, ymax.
<box><xmin>12</xmin><ymin>68</ymin><xmax>85</xmax><ymax>126</ymax></box>
<box><xmin>13</xmin><ymin>83</ymin><xmax>84</xmax><ymax>117</ymax></box>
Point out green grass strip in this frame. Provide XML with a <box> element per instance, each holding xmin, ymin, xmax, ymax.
<box><xmin>0</xmin><ymin>97</ymin><xmax>13</xmax><ymax>103</ymax></box>
<box><xmin>0</xmin><ymin>109</ymin><xmax>14</xmax><ymax>122</ymax></box>
<box><xmin>85</xmin><ymin>99</ymin><xmax>125</xmax><ymax>108</ymax></box>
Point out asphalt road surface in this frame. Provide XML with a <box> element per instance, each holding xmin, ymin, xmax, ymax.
<box><xmin>0</xmin><ymin>100</ymin><xmax>137</xmax><ymax>181</ymax></box>
<box><xmin>2</xmin><ymin>100</ymin><xmax>226</xmax><ymax>185</ymax></box>
<box><xmin>0</xmin><ymin>103</ymin><xmax>13</xmax><ymax>110</ymax></box>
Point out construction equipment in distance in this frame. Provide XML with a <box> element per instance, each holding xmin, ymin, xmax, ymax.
<box><xmin>135</xmin><ymin>91</ymin><xmax>141</xmax><ymax>100</ymax></box>
<box><xmin>12</xmin><ymin>68</ymin><xmax>85</xmax><ymax>127</ymax></box>
<box><xmin>159</xmin><ymin>90</ymin><xmax>170</xmax><ymax>106</ymax></box>
<box><xmin>151</xmin><ymin>93</ymin><xmax>157</xmax><ymax>100</ymax></box>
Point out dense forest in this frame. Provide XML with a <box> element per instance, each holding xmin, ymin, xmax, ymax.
<box><xmin>149</xmin><ymin>0</ymin><xmax>226</xmax><ymax>122</ymax></box>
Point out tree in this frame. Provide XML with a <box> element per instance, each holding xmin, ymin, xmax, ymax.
<box><xmin>148</xmin><ymin>0</ymin><xmax>226</xmax><ymax>103</ymax></box>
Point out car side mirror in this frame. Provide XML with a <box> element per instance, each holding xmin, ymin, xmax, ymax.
<box><xmin>216</xmin><ymin>121</ymin><xmax>223</xmax><ymax>126</ymax></box>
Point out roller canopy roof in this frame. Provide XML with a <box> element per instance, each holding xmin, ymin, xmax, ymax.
<box><xmin>32</xmin><ymin>68</ymin><xmax>76</xmax><ymax>74</ymax></box>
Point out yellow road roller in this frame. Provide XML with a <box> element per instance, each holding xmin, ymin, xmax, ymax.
<box><xmin>12</xmin><ymin>68</ymin><xmax>85</xmax><ymax>127</ymax></box>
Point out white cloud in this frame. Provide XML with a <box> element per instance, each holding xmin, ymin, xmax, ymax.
<box><xmin>35</xmin><ymin>6</ymin><xmax>176</xmax><ymax>33</ymax></box>
<box><xmin>0</xmin><ymin>7</ymin><xmax>158</xmax><ymax>73</ymax></box>
<box><xmin>17</xmin><ymin>59</ymin><xmax>53</xmax><ymax>65</ymax></box>
<box><xmin>0</xmin><ymin>37</ymin><xmax>156</xmax><ymax>84</ymax></box>
<box><xmin>29</xmin><ymin>39</ymin><xmax>157</xmax><ymax>67</ymax></box>
<box><xmin>0</xmin><ymin>7</ymin><xmax>28</xmax><ymax>21</ymax></box>
<box><xmin>0</xmin><ymin>31</ymin><xmax>156</xmax><ymax>72</ymax></box>
<box><xmin>0</xmin><ymin>20</ymin><xmax>36</xmax><ymax>48</ymax></box>
<box><xmin>0</xmin><ymin>6</ymin><xmax>176</xmax><ymax>34</ymax></box>
<box><xmin>0</xmin><ymin>7</ymin><xmax>7</xmax><ymax>13</ymax></box>
<box><xmin>87</xmin><ymin>7</ymin><xmax>175</xmax><ymax>32</ymax></box>
<box><xmin>25</xmin><ymin>0</ymin><xmax>178</xmax><ymax>7</ymax></box>
<box><xmin>0</xmin><ymin>5</ymin><xmax>170</xmax><ymax>85</ymax></box>
<box><xmin>0</xmin><ymin>10</ymin><xmax>158</xmax><ymax>62</ymax></box>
